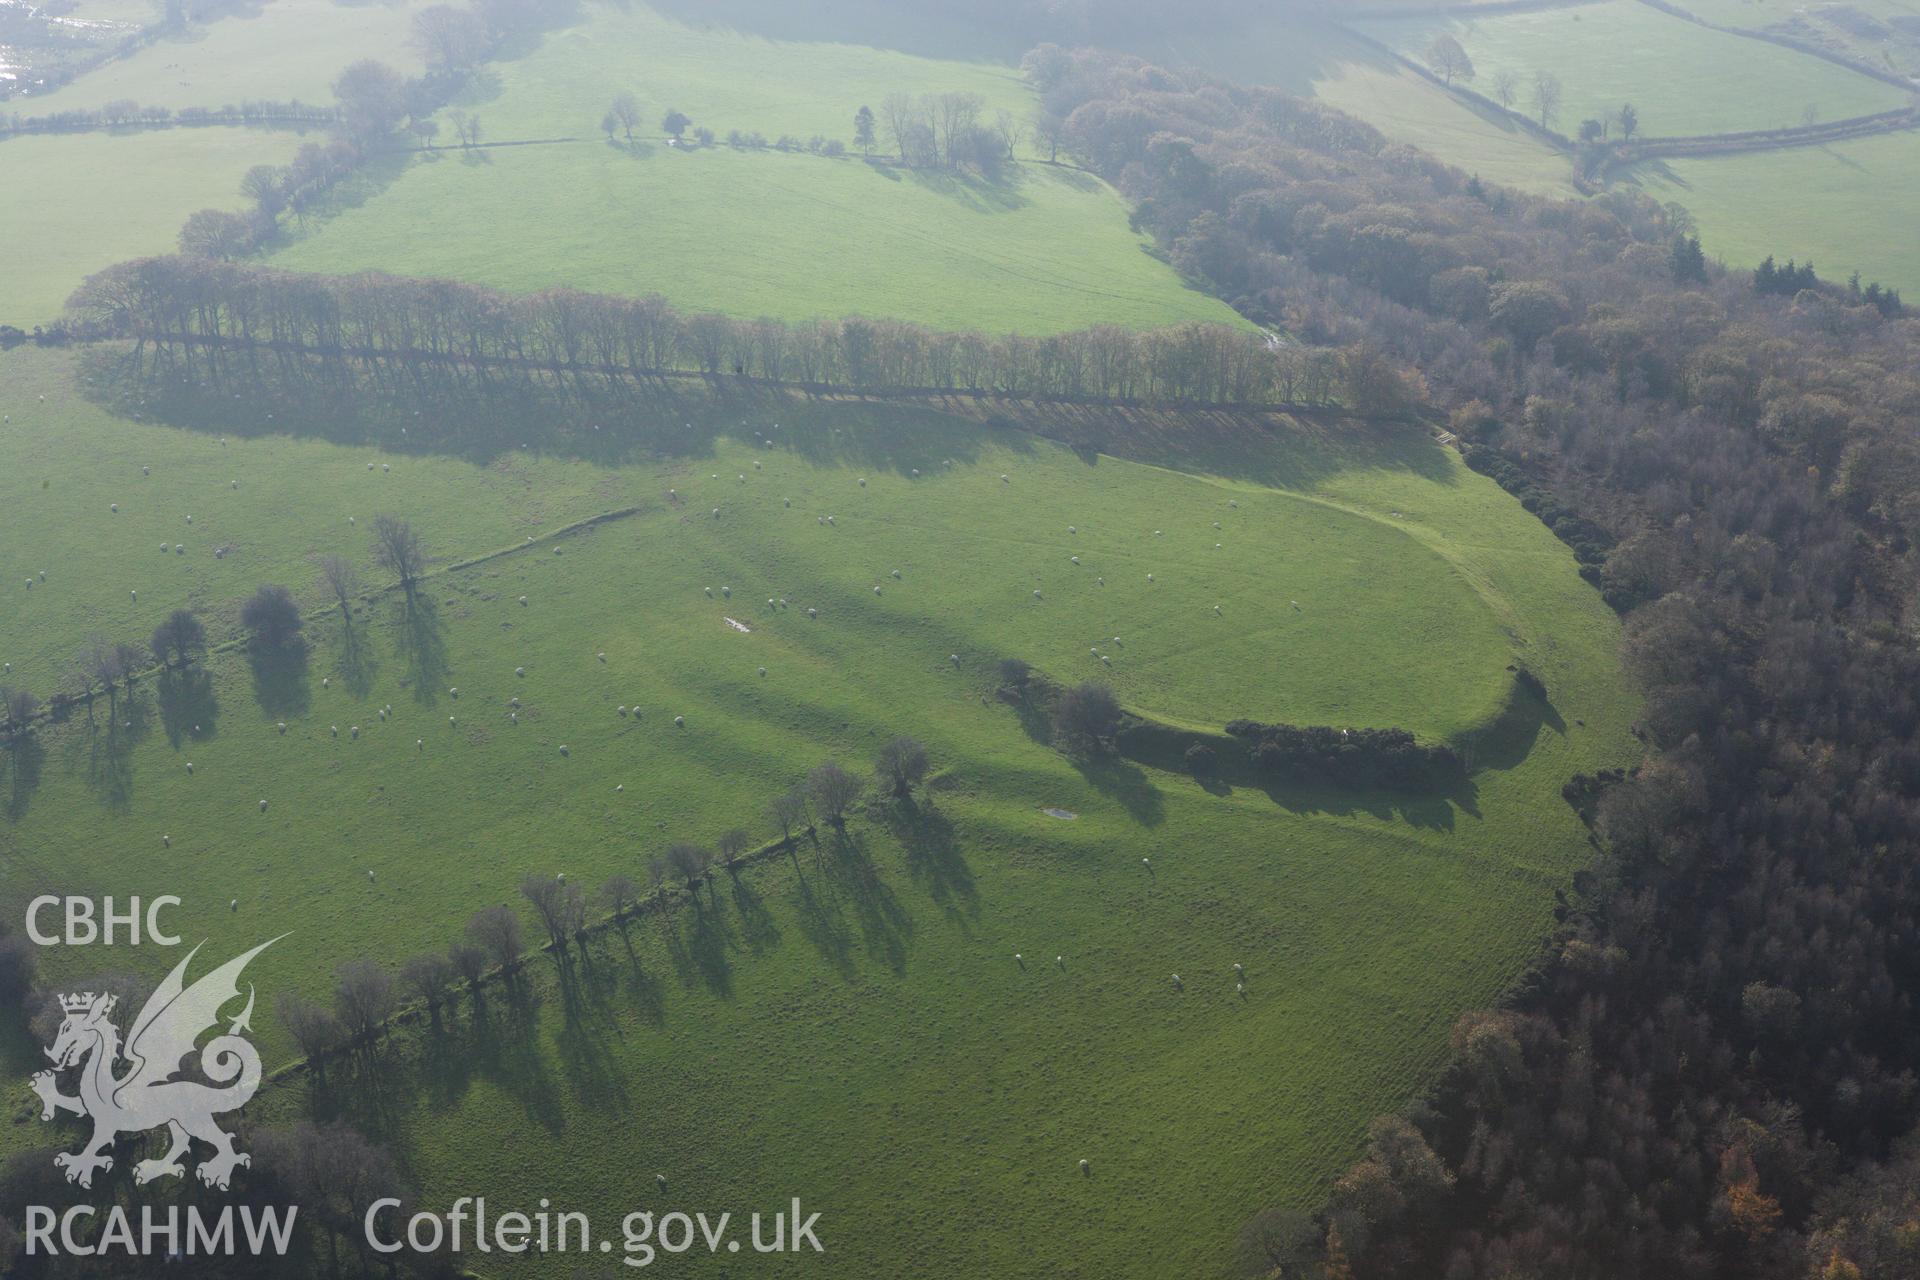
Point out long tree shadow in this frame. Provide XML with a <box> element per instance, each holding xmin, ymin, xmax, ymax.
<box><xmin>390</xmin><ymin>595</ymin><xmax>450</xmax><ymax>705</ymax></box>
<box><xmin>727</xmin><ymin>874</ymin><xmax>782</xmax><ymax>956</ymax></box>
<box><xmin>333</xmin><ymin>617</ymin><xmax>381</xmax><ymax>698</ymax></box>
<box><xmin>665</xmin><ymin>892</ymin><xmax>736</xmax><ymax>998</ymax></box>
<box><xmin>248</xmin><ymin>639</ymin><xmax>311</xmax><ymax>718</ymax></box>
<box><xmin>156</xmin><ymin>664</ymin><xmax>219</xmax><ymax>748</ymax></box>
<box><xmin>1072</xmin><ymin>752</ymin><xmax>1165</xmax><ymax>827</ymax></box>
<box><xmin>2</xmin><ymin>735</ymin><xmax>45</xmax><ymax>820</ymax></box>
<box><xmin>551</xmin><ymin>951</ymin><xmax>632</xmax><ymax>1112</ymax></box>
<box><xmin>791</xmin><ymin>859</ymin><xmax>858</xmax><ymax>980</ymax></box>
<box><xmin>887</xmin><ymin>797</ymin><xmax>979</xmax><ymax>922</ymax></box>
<box><xmin>69</xmin><ymin>687</ymin><xmax>151</xmax><ymax>812</ymax></box>
<box><xmin>824</xmin><ymin>829</ymin><xmax>913</xmax><ymax>974</ymax></box>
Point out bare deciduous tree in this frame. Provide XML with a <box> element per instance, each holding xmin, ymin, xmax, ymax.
<box><xmin>371</xmin><ymin>514</ymin><xmax>425</xmax><ymax>596</ymax></box>
<box><xmin>316</xmin><ymin>553</ymin><xmax>360</xmax><ymax>622</ymax></box>
<box><xmin>876</xmin><ymin>735</ymin><xmax>930</xmax><ymax>798</ymax></box>
<box><xmin>333</xmin><ymin>958</ymin><xmax>395</xmax><ymax>1042</ymax></box>
<box><xmin>520</xmin><ymin>873</ymin><xmax>586</xmax><ymax>951</ymax></box>
<box><xmin>465</xmin><ymin>903</ymin><xmax>523</xmax><ymax>971</ymax></box>
<box><xmin>808</xmin><ymin>761</ymin><xmax>864</xmax><ymax>829</ymax></box>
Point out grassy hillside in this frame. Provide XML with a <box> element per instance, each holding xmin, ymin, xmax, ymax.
<box><xmin>1623</xmin><ymin>130</ymin><xmax>1920</xmax><ymax>292</ymax></box>
<box><xmin>2</xmin><ymin>342</ymin><xmax>1636</xmax><ymax>1275</ymax></box>
<box><xmin>21</xmin><ymin>0</ymin><xmax>430</xmax><ymax>114</ymax></box>
<box><xmin>269</xmin><ymin>143</ymin><xmax>1239</xmax><ymax>331</ymax></box>
<box><xmin>263</xmin><ymin>1</ymin><xmax>1234</xmax><ymax>332</ymax></box>
<box><xmin>1357</xmin><ymin>0</ymin><xmax>1909</xmax><ymax>137</ymax></box>
<box><xmin>0</xmin><ymin>128</ymin><xmax>305</xmax><ymax>327</ymax></box>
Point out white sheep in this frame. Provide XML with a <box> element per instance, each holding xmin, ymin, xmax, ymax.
<box><xmin>826</xmin><ymin>515</ymin><xmax>835</xmax><ymax>525</ymax></box>
<box><xmin>1079</xmin><ymin>1159</ymin><xmax>1090</xmax><ymax>1175</ymax></box>
<box><xmin>163</xmin><ymin>835</ymin><xmax>171</xmax><ymax>847</ymax></box>
<box><xmin>673</xmin><ymin>715</ymin><xmax>685</xmax><ymax>727</ymax></box>
<box><xmin>258</xmin><ymin>799</ymin><xmax>268</xmax><ymax>812</ymax></box>
<box><xmin>351</xmin><ymin>726</ymin><xmax>359</xmax><ymax>739</ymax></box>
<box><xmin>754</xmin><ymin>460</ymin><xmax>761</xmax><ymax>469</ymax></box>
<box><xmin>277</xmin><ymin>722</ymin><xmax>287</xmax><ymax>734</ymax></box>
<box><xmin>950</xmin><ymin>654</ymin><xmax>960</xmax><ymax>665</ymax></box>
<box><xmin>516</xmin><ymin>666</ymin><xmax>526</xmax><ymax>676</ymax></box>
<box><xmin>229</xmin><ymin>899</ymin><xmax>237</xmax><ymax>912</ymax></box>
<box><xmin>857</xmin><ymin>477</ymin><xmax>866</xmax><ymax>487</ymax></box>
<box><xmin>1146</xmin><ymin>574</ymin><xmax>1154</xmax><ymax>583</ymax></box>
<box><xmin>449</xmin><ymin>687</ymin><xmax>459</xmax><ymax>698</ymax></box>
<box><xmin>890</xmin><ymin>569</ymin><xmax>901</xmax><ymax>579</ymax></box>
<box><xmin>758</xmin><ymin>667</ymin><xmax>767</xmax><ymax>677</ymax></box>
<box><xmin>1228</xmin><ymin>500</ymin><xmax>1238</xmax><ymax>508</ymax></box>
<box><xmin>618</xmin><ymin>706</ymin><xmax>628</xmax><ymax>715</ymax></box>
<box><xmin>185</xmin><ymin>762</ymin><xmax>193</xmax><ymax>774</ymax></box>
<box><xmin>1056</xmin><ymin>955</ymin><xmax>1065</xmax><ymax>969</ymax></box>
<box><xmin>1014</xmin><ymin>953</ymin><xmax>1024</xmax><ymax>966</ymax></box>
<box><xmin>597</xmin><ymin>652</ymin><xmax>607</xmax><ymax>662</ymax></box>
<box><xmin>1032</xmin><ymin>589</ymin><xmax>1042</xmax><ymax>599</ymax></box>
<box><xmin>185</xmin><ymin>515</ymin><xmax>192</xmax><ymax>524</ymax></box>
<box><xmin>130</xmin><ymin>589</ymin><xmax>136</xmax><ymax>601</ymax></box>
<box><xmin>368</xmin><ymin>870</ymin><xmax>376</xmax><ymax>881</ymax></box>
<box><xmin>142</xmin><ymin>466</ymin><xmax>150</xmax><ymax>476</ymax></box>
<box><xmin>1171</xmin><ymin>974</ymin><xmax>1183</xmax><ymax>990</ymax></box>
<box><xmin>519</xmin><ymin>596</ymin><xmax>528</xmax><ymax>605</ymax></box>
<box><xmin>558</xmin><ymin>745</ymin><xmax>569</xmax><ymax>756</ymax></box>
<box><xmin>448</xmin><ymin>716</ymin><xmax>457</xmax><ymax>726</ymax></box>
<box><xmin>1097</xmin><ymin>577</ymin><xmax>1105</xmax><ymax>586</ymax></box>
<box><xmin>1213</xmin><ymin>522</ymin><xmax>1221</xmax><ymax>530</ymax></box>
<box><xmin>232</xmin><ymin>479</ymin><xmax>240</xmax><ymax>488</ymax></box>
<box><xmin>784</xmin><ymin>498</ymin><xmax>791</xmax><ymax>508</ymax></box>
<box><xmin>322</xmin><ymin>677</ymin><xmax>330</xmax><ymax>688</ymax></box>
<box><xmin>1070</xmin><ymin>556</ymin><xmax>1079</xmax><ymax>564</ymax></box>
<box><xmin>331</xmin><ymin>725</ymin><xmax>339</xmax><ymax>737</ymax></box>
<box><xmin>368</xmin><ymin>462</ymin><xmax>375</xmax><ymax>471</ymax></box>
<box><xmin>175</xmin><ymin>544</ymin><xmax>184</xmax><ymax>554</ymax></box>
<box><xmin>712</xmin><ymin>507</ymin><xmax>721</xmax><ymax>518</ymax></box>
<box><xmin>1000</xmin><ymin>474</ymin><xmax>1009</xmax><ymax>483</ymax></box>
<box><xmin>110</xmin><ymin>504</ymin><xmax>118</xmax><ymax>513</ymax></box>
<box><xmin>807</xmin><ymin>607</ymin><xmax>818</xmax><ymax>618</ymax></box>
<box><xmin>874</xmin><ymin>586</ymin><xmax>882</xmax><ymax>595</ymax></box>
<box><xmin>615</xmin><ymin>784</ymin><xmax>624</xmax><ymax>792</ymax></box>
<box><xmin>817</xmin><ymin>516</ymin><xmax>825</xmax><ymax>526</ymax></box>
<box><xmin>1233</xmin><ymin>962</ymin><xmax>1244</xmax><ymax>975</ymax></box>
<box><xmin>416</xmin><ymin>739</ymin><xmax>424</xmax><ymax>750</ymax></box>
<box><xmin>721</xmin><ymin>586</ymin><xmax>731</xmax><ymax>598</ymax></box>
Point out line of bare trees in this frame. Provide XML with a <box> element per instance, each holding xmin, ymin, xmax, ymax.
<box><xmin>271</xmin><ymin>741</ymin><xmax>927</xmax><ymax>1067</ymax></box>
<box><xmin>68</xmin><ymin>256</ymin><xmax>1392</xmax><ymax>409</ymax></box>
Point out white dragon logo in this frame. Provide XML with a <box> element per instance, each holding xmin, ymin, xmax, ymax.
<box><xmin>31</xmin><ymin>938</ymin><xmax>280</xmax><ymax>1191</ymax></box>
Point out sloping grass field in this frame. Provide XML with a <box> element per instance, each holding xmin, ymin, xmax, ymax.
<box><xmin>1356</xmin><ymin>0</ymin><xmax>1910</xmax><ymax>137</ymax></box>
<box><xmin>0</xmin><ymin>342</ymin><xmax>1638</xmax><ymax>1276</ymax></box>
<box><xmin>0</xmin><ymin>127</ymin><xmax>305</xmax><ymax>328</ymax></box>
<box><xmin>265</xmin><ymin>1</ymin><xmax>1235</xmax><ymax>332</ymax></box>
<box><xmin>1622</xmin><ymin>130</ymin><xmax>1920</xmax><ymax>292</ymax></box>
<box><xmin>20</xmin><ymin>0</ymin><xmax>432</xmax><ymax>114</ymax></box>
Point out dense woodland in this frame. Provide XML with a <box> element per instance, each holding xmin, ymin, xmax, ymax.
<box><xmin>1025</xmin><ymin>42</ymin><xmax>1920</xmax><ymax>1280</ymax></box>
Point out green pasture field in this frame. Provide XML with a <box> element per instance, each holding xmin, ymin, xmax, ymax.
<box><xmin>1619</xmin><ymin>129</ymin><xmax>1920</xmax><ymax>291</ymax></box>
<box><xmin>451</xmin><ymin>0</ymin><xmax>1032</xmax><ymax>142</ymax></box>
<box><xmin>21</xmin><ymin>0</ymin><xmax>431</xmax><ymax>115</ymax></box>
<box><xmin>1356</xmin><ymin>0</ymin><xmax>1911</xmax><ymax>137</ymax></box>
<box><xmin>0</xmin><ymin>127</ymin><xmax>305</xmax><ymax>327</ymax></box>
<box><xmin>1672</xmin><ymin>0</ymin><xmax>1920</xmax><ymax>77</ymax></box>
<box><xmin>266</xmin><ymin>142</ymin><xmax>1242</xmax><ymax>332</ymax></box>
<box><xmin>0</xmin><ymin>342</ymin><xmax>1637</xmax><ymax>1275</ymax></box>
<box><xmin>258</xmin><ymin>0</ymin><xmax>1236</xmax><ymax>333</ymax></box>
